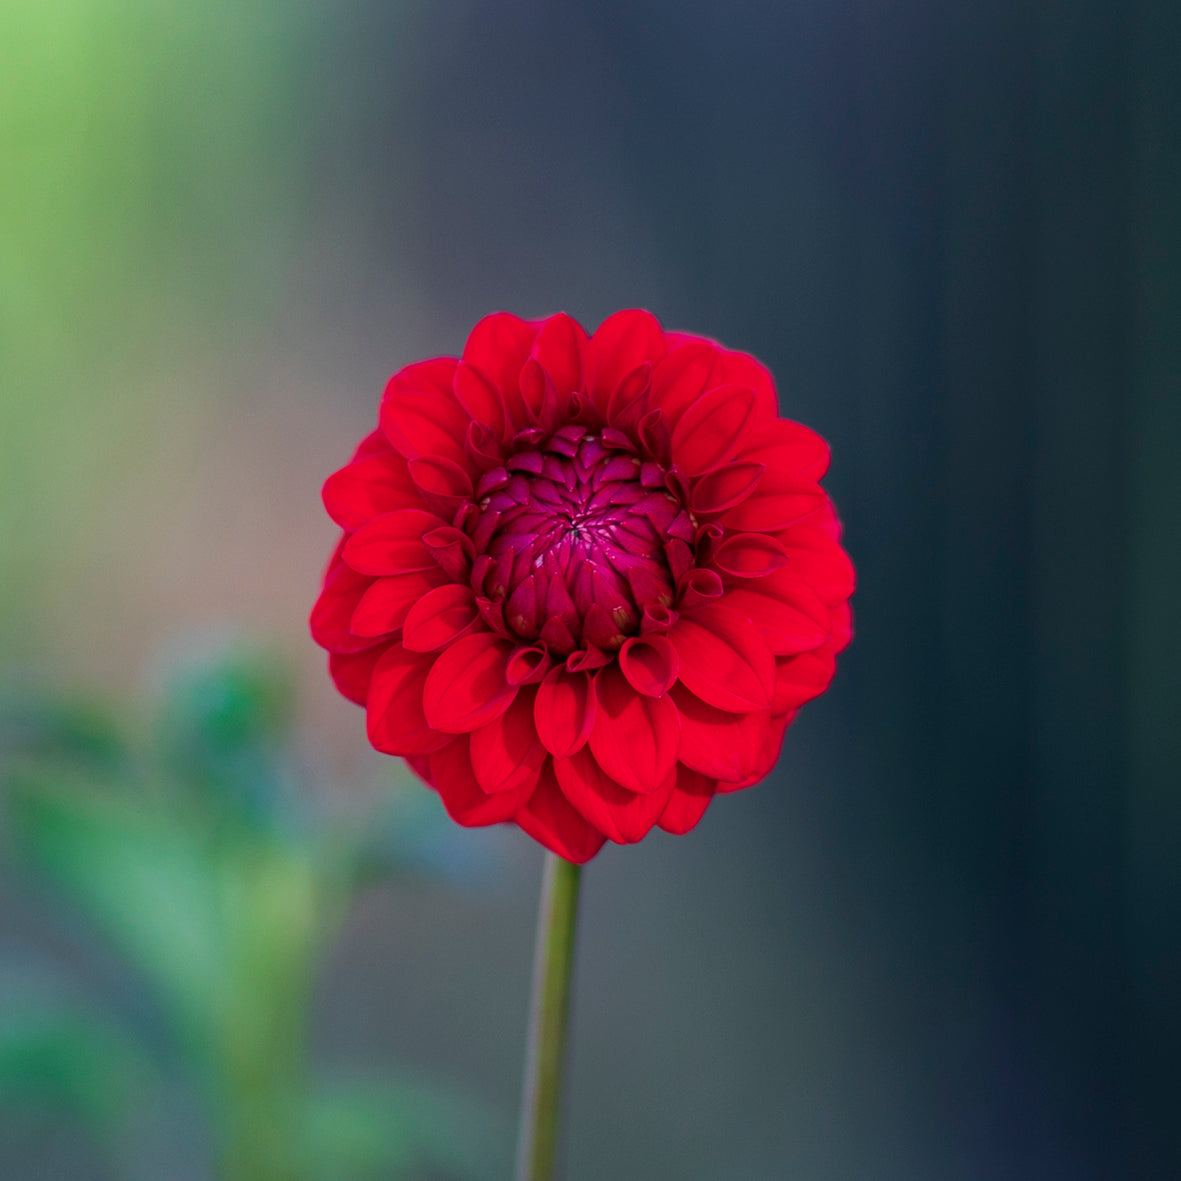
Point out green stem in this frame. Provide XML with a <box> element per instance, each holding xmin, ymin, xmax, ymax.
<box><xmin>515</xmin><ymin>853</ymin><xmax>583</xmax><ymax>1181</ymax></box>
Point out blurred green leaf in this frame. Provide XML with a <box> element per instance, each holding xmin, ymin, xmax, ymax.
<box><xmin>154</xmin><ymin>639</ymin><xmax>294</xmax><ymax>757</ymax></box>
<box><xmin>4</xmin><ymin>772</ymin><xmax>226</xmax><ymax>1058</ymax></box>
<box><xmin>150</xmin><ymin>637</ymin><xmax>297</xmax><ymax>831</ymax></box>
<box><xmin>300</xmin><ymin>1074</ymin><xmax>509</xmax><ymax>1181</ymax></box>
<box><xmin>0</xmin><ymin>995</ymin><xmax>157</xmax><ymax>1133</ymax></box>
<box><xmin>0</xmin><ymin>684</ymin><xmax>127</xmax><ymax>773</ymax></box>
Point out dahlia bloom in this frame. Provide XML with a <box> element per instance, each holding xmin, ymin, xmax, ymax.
<box><xmin>311</xmin><ymin>311</ymin><xmax>853</xmax><ymax>863</ymax></box>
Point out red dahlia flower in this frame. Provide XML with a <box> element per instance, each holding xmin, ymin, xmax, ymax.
<box><xmin>311</xmin><ymin>311</ymin><xmax>853</xmax><ymax>863</ymax></box>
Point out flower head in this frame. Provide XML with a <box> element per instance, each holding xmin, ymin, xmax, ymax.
<box><xmin>311</xmin><ymin>311</ymin><xmax>853</xmax><ymax>862</ymax></box>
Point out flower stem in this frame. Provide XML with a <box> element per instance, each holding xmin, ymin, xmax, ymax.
<box><xmin>515</xmin><ymin>852</ymin><xmax>583</xmax><ymax>1181</ymax></box>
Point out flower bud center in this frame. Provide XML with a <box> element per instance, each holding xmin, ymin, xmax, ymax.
<box><xmin>468</xmin><ymin>428</ymin><xmax>692</xmax><ymax>656</ymax></box>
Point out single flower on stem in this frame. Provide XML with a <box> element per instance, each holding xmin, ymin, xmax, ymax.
<box><xmin>311</xmin><ymin>309</ymin><xmax>854</xmax><ymax>1178</ymax></box>
<box><xmin>312</xmin><ymin>309</ymin><xmax>853</xmax><ymax>860</ymax></box>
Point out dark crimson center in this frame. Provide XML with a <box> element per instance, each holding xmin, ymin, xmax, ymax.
<box><xmin>466</xmin><ymin>425</ymin><xmax>693</xmax><ymax>656</ymax></box>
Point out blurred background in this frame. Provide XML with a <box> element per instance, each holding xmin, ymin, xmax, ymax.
<box><xmin>1</xmin><ymin>1</ymin><xmax>1178</xmax><ymax>1178</ymax></box>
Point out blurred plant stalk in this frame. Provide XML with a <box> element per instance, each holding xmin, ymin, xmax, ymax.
<box><xmin>0</xmin><ymin>642</ymin><xmax>505</xmax><ymax>1180</ymax></box>
<box><xmin>209</xmin><ymin>845</ymin><xmax>322</xmax><ymax>1181</ymax></box>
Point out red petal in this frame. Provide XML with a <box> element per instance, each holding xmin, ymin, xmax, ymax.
<box><xmin>718</xmin><ymin>713</ymin><xmax>791</xmax><ymax>792</ymax></box>
<box><xmin>380</xmin><ymin>359</ymin><xmax>468</xmax><ymax>464</ymax></box>
<box><xmin>712</xmin><ymin>532</ymin><xmax>789</xmax><ymax>579</ymax></box>
<box><xmin>641</xmin><ymin>603</ymin><xmax>679</xmax><ymax>633</ymax></box>
<box><xmin>772</xmin><ymin>647</ymin><xmax>838</xmax><ymax>712</ymax></box>
<box><xmin>422</xmin><ymin>632</ymin><xmax>517</xmax><ymax>733</ymax></box>
<box><xmin>322</xmin><ymin>452</ymin><xmax>421</xmax><ymax>530</ymax></box>
<box><xmin>350</xmin><ymin>568</ymin><xmax>449</xmax><ymax>637</ymax></box>
<box><xmin>618</xmin><ymin>634</ymin><xmax>679</xmax><ymax>697</ymax></box>
<box><xmin>829</xmin><ymin>601</ymin><xmax>854</xmax><ymax>654</ymax></box>
<box><xmin>670</xmin><ymin>385</ymin><xmax>757</xmax><ymax>475</ymax></box>
<box><xmin>637</xmin><ymin>407</ymin><xmax>672</xmax><ymax>464</ymax></box>
<box><xmin>677</xmin><ymin>567</ymin><xmax>724</xmax><ymax>613</ymax></box>
<box><xmin>517</xmin><ymin>357</ymin><xmax>549</xmax><ymax>424</ymax></box>
<box><xmin>649</xmin><ymin>339</ymin><xmax>719</xmax><ymax>423</ymax></box>
<box><xmin>431</xmin><ymin>738</ymin><xmax>536</xmax><ymax>825</ymax></box>
<box><xmin>719</xmin><ymin>471</ymin><xmax>825</xmax><ymax>532</ymax></box>
<box><xmin>342</xmin><ymin>509</ymin><xmax>448</xmax><ymax>575</ymax></box>
<box><xmin>534</xmin><ymin>667</ymin><xmax>596</xmax><ymax>757</ymax></box>
<box><xmin>670</xmin><ymin>684</ymin><xmax>771</xmax><ymax>781</ymax></box>
<box><xmin>514</xmin><ymin>765</ymin><xmax>607</xmax><ymax>863</ymax></box>
<box><xmin>465</xmin><ymin>420</ymin><xmax>506</xmax><ymax>470</ymax></box>
<box><xmin>401</xmin><ymin>584</ymin><xmax>480</xmax><ymax>652</ymax></box>
<box><xmin>658</xmin><ymin>767</ymin><xmax>717</xmax><ymax>835</ymax></box>
<box><xmin>462</xmin><ymin>313</ymin><xmax>540</xmax><ymax>428</ymax></box>
<box><xmin>407</xmin><ymin>455</ymin><xmax>474</xmax><ymax>507</ymax></box>
<box><xmin>779</xmin><ymin>517</ymin><xmax>856</xmax><ymax>605</ymax></box>
<box><xmin>422</xmin><ymin>526</ymin><xmax>475</xmax><ymax>582</ymax></box>
<box><xmin>670</xmin><ymin>604</ymin><xmax>776</xmax><ymax>711</ymax></box>
<box><xmin>736</xmin><ymin>417</ymin><xmax>830</xmax><ymax>482</ymax></box>
<box><xmin>366</xmin><ymin>645</ymin><xmax>452</xmax><ymax>756</ymax></box>
<box><xmin>813</xmin><ymin>500</ymin><xmax>843</xmax><ymax>540</ymax></box>
<box><xmin>605</xmin><ymin>362</ymin><xmax>652</xmax><ymax>431</ymax></box>
<box><xmin>469</xmin><ymin>688</ymin><xmax>546</xmax><ymax>794</ymax></box>
<box><xmin>586</xmin><ymin>309</ymin><xmax>666</xmax><ymax>412</ymax></box>
<box><xmin>310</xmin><ymin>558</ymin><xmax>379</xmax><ymax>653</ymax></box>
<box><xmin>328</xmin><ymin>646</ymin><xmax>386</xmax><ymax>706</ymax></box>
<box><xmin>689</xmin><ymin>462</ymin><xmax>765</xmax><ymax>515</ymax></box>
<box><xmin>587</xmin><ymin>665</ymin><xmax>680</xmax><ymax>794</ymax></box>
<box><xmin>506</xmin><ymin>644</ymin><xmax>551</xmax><ymax>685</ymax></box>
<box><xmin>554</xmin><ymin>748</ymin><xmax>675</xmax><ymax>844</ymax></box>
<box><xmin>711</xmin><ymin>346</ymin><xmax>779</xmax><ymax>419</ymax></box>
<box><xmin>530</xmin><ymin>312</ymin><xmax>587</xmax><ymax>399</ymax></box>
<box><xmin>404</xmin><ymin>752</ymin><xmax>433</xmax><ymax>785</ymax></box>
<box><xmin>720</xmin><ymin>575</ymin><xmax>831</xmax><ymax>655</ymax></box>
<box><xmin>351</xmin><ymin>428</ymin><xmax>394</xmax><ymax>460</ymax></box>
<box><xmin>565</xmin><ymin>646</ymin><xmax>612</xmax><ymax>673</ymax></box>
<box><xmin>453</xmin><ymin>361</ymin><xmax>508</xmax><ymax>440</ymax></box>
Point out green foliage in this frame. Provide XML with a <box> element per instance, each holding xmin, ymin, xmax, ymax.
<box><xmin>0</xmin><ymin>642</ymin><xmax>507</xmax><ymax>1180</ymax></box>
<box><xmin>300</xmin><ymin>1075</ymin><xmax>506</xmax><ymax>1181</ymax></box>
<box><xmin>0</xmin><ymin>989</ymin><xmax>158</xmax><ymax>1132</ymax></box>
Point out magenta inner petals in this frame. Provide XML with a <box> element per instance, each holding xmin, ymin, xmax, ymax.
<box><xmin>468</xmin><ymin>428</ymin><xmax>687</xmax><ymax>656</ymax></box>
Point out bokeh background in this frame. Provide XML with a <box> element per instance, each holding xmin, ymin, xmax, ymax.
<box><xmin>2</xmin><ymin>1</ymin><xmax>1179</xmax><ymax>1178</ymax></box>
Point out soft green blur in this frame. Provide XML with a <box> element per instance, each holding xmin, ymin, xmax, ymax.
<box><xmin>0</xmin><ymin>0</ymin><xmax>316</xmax><ymax>659</ymax></box>
<box><xmin>0</xmin><ymin>644</ymin><xmax>505</xmax><ymax>1180</ymax></box>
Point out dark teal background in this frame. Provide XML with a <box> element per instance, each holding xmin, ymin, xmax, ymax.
<box><xmin>2</xmin><ymin>2</ymin><xmax>1178</xmax><ymax>1178</ymax></box>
